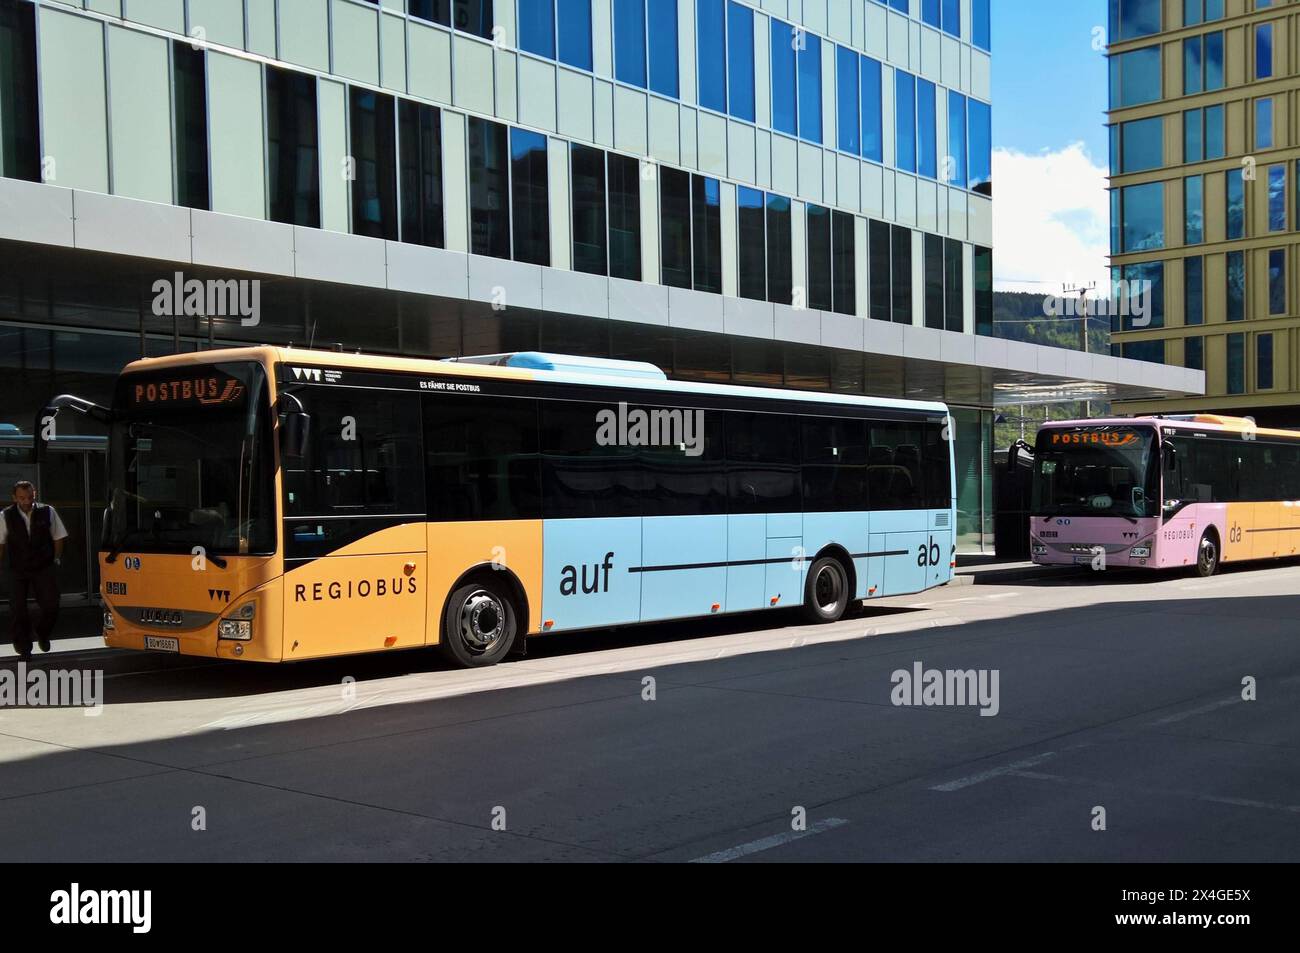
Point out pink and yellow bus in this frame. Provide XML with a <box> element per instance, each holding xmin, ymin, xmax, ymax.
<box><xmin>1029</xmin><ymin>415</ymin><xmax>1300</xmax><ymax>576</ymax></box>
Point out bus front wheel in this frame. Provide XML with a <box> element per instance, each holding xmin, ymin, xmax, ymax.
<box><xmin>441</xmin><ymin>578</ymin><xmax>519</xmax><ymax>668</ymax></box>
<box><xmin>1195</xmin><ymin>531</ymin><xmax>1220</xmax><ymax>578</ymax></box>
<box><xmin>802</xmin><ymin>557</ymin><xmax>851</xmax><ymax>624</ymax></box>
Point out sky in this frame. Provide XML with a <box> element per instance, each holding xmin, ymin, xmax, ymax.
<box><xmin>989</xmin><ymin>0</ymin><xmax>1112</xmax><ymax>294</ymax></box>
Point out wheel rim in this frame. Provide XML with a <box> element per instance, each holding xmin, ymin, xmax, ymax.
<box><xmin>814</xmin><ymin>564</ymin><xmax>844</xmax><ymax>614</ymax></box>
<box><xmin>459</xmin><ymin>590</ymin><xmax>505</xmax><ymax>654</ymax></box>
<box><xmin>1199</xmin><ymin>537</ymin><xmax>1217</xmax><ymax>574</ymax></box>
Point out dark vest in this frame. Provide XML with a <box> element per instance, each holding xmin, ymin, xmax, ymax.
<box><xmin>3</xmin><ymin>504</ymin><xmax>55</xmax><ymax>575</ymax></box>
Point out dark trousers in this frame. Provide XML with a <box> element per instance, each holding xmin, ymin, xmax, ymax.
<box><xmin>8</xmin><ymin>567</ymin><xmax>60</xmax><ymax>650</ymax></box>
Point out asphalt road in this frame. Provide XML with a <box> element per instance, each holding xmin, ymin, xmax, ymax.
<box><xmin>1</xmin><ymin>562</ymin><xmax>1298</xmax><ymax>862</ymax></box>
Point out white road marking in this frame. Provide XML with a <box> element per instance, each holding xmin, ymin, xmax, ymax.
<box><xmin>1006</xmin><ymin>770</ymin><xmax>1300</xmax><ymax>814</ymax></box>
<box><xmin>689</xmin><ymin>818</ymin><xmax>849</xmax><ymax>863</ymax></box>
<box><xmin>1150</xmin><ymin>696</ymin><xmax>1240</xmax><ymax>726</ymax></box>
<box><xmin>930</xmin><ymin>752</ymin><xmax>1058</xmax><ymax>792</ymax></box>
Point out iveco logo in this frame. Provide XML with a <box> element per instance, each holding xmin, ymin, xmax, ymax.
<box><xmin>1056</xmin><ymin>519</ymin><xmax>1072</xmax><ymax>526</ymax></box>
<box><xmin>138</xmin><ymin>608</ymin><xmax>184</xmax><ymax>627</ymax></box>
<box><xmin>291</xmin><ymin>367</ymin><xmax>323</xmax><ymax>382</ymax></box>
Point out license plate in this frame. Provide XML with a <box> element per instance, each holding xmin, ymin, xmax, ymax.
<box><xmin>144</xmin><ymin>636</ymin><xmax>180</xmax><ymax>653</ymax></box>
<box><xmin>1073</xmin><ymin>555</ymin><xmax>1096</xmax><ymax>565</ymax></box>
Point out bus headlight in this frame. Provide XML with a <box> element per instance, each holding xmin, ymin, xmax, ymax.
<box><xmin>218</xmin><ymin>602</ymin><xmax>255</xmax><ymax>641</ymax></box>
<box><xmin>1031</xmin><ymin>543</ymin><xmax>1048</xmax><ymax>556</ymax></box>
<box><xmin>1129</xmin><ymin>545</ymin><xmax>1152</xmax><ymax>559</ymax></box>
<box><xmin>103</xmin><ymin>610</ymin><xmax>115</xmax><ymax>631</ymax></box>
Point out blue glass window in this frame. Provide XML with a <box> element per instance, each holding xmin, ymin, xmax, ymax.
<box><xmin>916</xmin><ymin>79</ymin><xmax>937</xmax><ymax>179</ymax></box>
<box><xmin>948</xmin><ymin>91</ymin><xmax>967</xmax><ymax>188</ymax></box>
<box><xmin>922</xmin><ymin>0</ymin><xmax>940</xmax><ymax>28</ymax></box>
<box><xmin>1121</xmin><ymin>182</ymin><xmax>1165</xmax><ymax>252</ymax></box>
<box><xmin>797</xmin><ymin>31</ymin><xmax>822</xmax><ymax>143</ymax></box>
<box><xmin>1121</xmin><ymin>116</ymin><xmax>1163</xmax><ymax>173</ymax></box>
<box><xmin>613</xmin><ymin>0</ymin><xmax>646</xmax><ymax>88</ymax></box>
<box><xmin>1257</xmin><ymin>23</ymin><xmax>1273</xmax><ymax>79</ymax></box>
<box><xmin>1183</xmin><ymin>110</ymin><xmax>1203</xmax><ymax>163</ymax></box>
<box><xmin>1111</xmin><ymin>0</ymin><xmax>1161</xmax><ymax>40</ymax></box>
<box><xmin>861</xmin><ymin>56</ymin><xmax>883</xmax><ymax>163</ymax></box>
<box><xmin>648</xmin><ymin>0</ymin><xmax>678</xmax><ymax>98</ymax></box>
<box><xmin>1227</xmin><ymin>251</ymin><xmax>1245</xmax><ymax>321</ymax></box>
<box><xmin>1185</xmin><ymin>336</ymin><xmax>1204</xmax><ymax>371</ymax></box>
<box><xmin>1183</xmin><ymin>36</ymin><xmax>1202</xmax><ymax>94</ymax></box>
<box><xmin>1185</xmin><ymin>175</ymin><xmax>1203</xmax><ymax>245</ymax></box>
<box><xmin>942</xmin><ymin>0</ymin><xmax>960</xmax><ymax>37</ymax></box>
<box><xmin>697</xmin><ymin>0</ymin><xmax>726</xmax><ymax>112</ymax></box>
<box><xmin>519</xmin><ymin>0</ymin><xmax>555</xmax><ymax>59</ymax></box>
<box><xmin>1120</xmin><ymin>261</ymin><xmax>1165</xmax><ymax>331</ymax></box>
<box><xmin>1205</xmin><ymin>104</ymin><xmax>1224</xmax><ymax>159</ymax></box>
<box><xmin>1268</xmin><ymin>165</ymin><xmax>1286</xmax><ymax>232</ymax></box>
<box><xmin>1205</xmin><ymin>32</ymin><xmax>1224</xmax><ymax>90</ymax></box>
<box><xmin>770</xmin><ymin>20</ymin><xmax>797</xmax><ymax>136</ymax></box>
<box><xmin>1226</xmin><ymin>168</ymin><xmax>1244</xmax><ymax>240</ymax></box>
<box><xmin>895</xmin><ymin>71</ymin><xmax>916</xmax><ymax>173</ymax></box>
<box><xmin>1227</xmin><ymin>333</ymin><xmax>1244</xmax><ymax>394</ymax></box>
<box><xmin>969</xmin><ymin>98</ymin><xmax>991</xmax><ymax>195</ymax></box>
<box><xmin>1256</xmin><ymin>98</ymin><xmax>1273</xmax><ymax>150</ymax></box>
<box><xmin>1258</xmin><ymin>334</ymin><xmax>1274</xmax><ymax>390</ymax></box>
<box><xmin>1185</xmin><ymin>255</ymin><xmax>1204</xmax><ymax>326</ymax></box>
<box><xmin>836</xmin><ymin>47</ymin><xmax>859</xmax><ymax>154</ymax></box>
<box><xmin>973</xmin><ymin>0</ymin><xmax>990</xmax><ymax>50</ymax></box>
<box><xmin>1269</xmin><ymin>250</ymin><xmax>1285</xmax><ymax>316</ymax></box>
<box><xmin>557</xmin><ymin>0</ymin><xmax>592</xmax><ymax>71</ymax></box>
<box><xmin>1110</xmin><ymin>46</ymin><xmax>1161</xmax><ymax>107</ymax></box>
<box><xmin>727</xmin><ymin>2</ymin><xmax>755</xmax><ymax>122</ymax></box>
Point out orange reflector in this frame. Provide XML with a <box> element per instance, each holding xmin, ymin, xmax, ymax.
<box><xmin>711</xmin><ymin>603</ymin><xmax>721</xmax><ymax>612</ymax></box>
<box><xmin>869</xmin><ymin>586</ymin><xmax>877</xmax><ymax>594</ymax></box>
<box><xmin>543</xmin><ymin>619</ymin><xmax>555</xmax><ymax>629</ymax></box>
<box><xmin>949</xmin><ymin>561</ymin><xmax>957</xmax><ymax>568</ymax></box>
<box><xmin>769</xmin><ymin>596</ymin><xmax>780</xmax><ymax>606</ymax></box>
<box><xmin>384</xmin><ymin>636</ymin><xmax>397</xmax><ymax>647</ymax></box>
<box><xmin>403</xmin><ymin>562</ymin><xmax>416</xmax><ymax>575</ymax></box>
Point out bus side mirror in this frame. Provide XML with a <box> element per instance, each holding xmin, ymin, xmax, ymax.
<box><xmin>279</xmin><ymin>411</ymin><xmax>310</xmax><ymax>459</ymax></box>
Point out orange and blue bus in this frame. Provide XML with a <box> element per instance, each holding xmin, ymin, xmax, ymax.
<box><xmin>1029</xmin><ymin>415</ymin><xmax>1300</xmax><ymax>576</ymax></box>
<box><xmin>45</xmin><ymin>347</ymin><xmax>956</xmax><ymax>667</ymax></box>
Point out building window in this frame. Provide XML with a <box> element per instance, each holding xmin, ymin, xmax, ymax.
<box><xmin>944</xmin><ymin>238</ymin><xmax>963</xmax><ymax>332</ymax></box>
<box><xmin>766</xmin><ymin>194</ymin><xmax>793</xmax><ymax>305</ymax></box>
<box><xmin>737</xmin><ymin>186</ymin><xmax>766</xmax><ymax>301</ymax></box>
<box><xmin>969</xmin><ymin>99</ymin><xmax>991</xmax><ymax>195</ymax></box>
<box><xmin>916</xmin><ymin>79</ymin><xmax>937</xmax><ymax>180</ymax></box>
<box><xmin>924</xmin><ymin>234</ymin><xmax>944</xmax><ymax>330</ymax></box>
<box><xmin>571</xmin><ymin>144</ymin><xmax>607</xmax><ymax>275</ymax></box>
<box><xmin>1118</xmin><ymin>261</ymin><xmax>1165</xmax><ymax>330</ymax></box>
<box><xmin>615</xmin><ymin>0</ymin><xmax>678</xmax><ymax>96</ymax></box>
<box><xmin>1184</xmin><ymin>175</ymin><xmax>1203</xmax><ymax>245</ymax></box>
<box><xmin>1227</xmin><ymin>250</ymin><xmax>1245</xmax><ymax>321</ymax></box>
<box><xmin>807</xmin><ymin>204</ymin><xmax>832</xmax><ymax>311</ymax></box>
<box><xmin>1226</xmin><ymin>168</ymin><xmax>1245</xmax><ymax>240</ymax></box>
<box><xmin>349</xmin><ymin>87</ymin><xmax>397</xmax><ymax>240</ymax></box>
<box><xmin>510</xmin><ymin>128</ymin><xmax>550</xmax><ymax>266</ymax></box>
<box><xmin>869</xmin><ymin>220</ymin><xmax>891</xmax><ymax>322</ymax></box>
<box><xmin>837</xmin><ymin>47</ymin><xmax>859</xmax><ymax>155</ymax></box>
<box><xmin>1120</xmin><ymin>183</ymin><xmax>1165</xmax><ymax>252</ymax></box>
<box><xmin>895</xmin><ymin>71</ymin><xmax>916</xmax><ymax>174</ymax></box>
<box><xmin>660</xmin><ymin>165</ymin><xmax>691</xmax><ymax>288</ymax></box>
<box><xmin>1257</xmin><ymin>333</ymin><xmax>1274</xmax><ymax>390</ymax></box>
<box><xmin>727</xmin><ymin>2</ymin><xmax>755</xmax><ymax>123</ymax></box>
<box><xmin>941</xmin><ymin>0</ymin><xmax>960</xmax><ymax>37</ymax></box>
<box><xmin>411</xmin><ymin>1</ymin><xmax>495</xmax><ymax>39</ymax></box>
<box><xmin>1184</xmin><ymin>105</ymin><xmax>1225</xmax><ymax>163</ymax></box>
<box><xmin>862</xmin><ymin>57</ymin><xmax>884</xmax><ymax>164</ymax></box>
<box><xmin>1183</xmin><ymin>31</ymin><xmax>1224</xmax><ymax>95</ymax></box>
<box><xmin>607</xmin><ymin>152</ymin><xmax>641</xmax><ymax>281</ymax></box>
<box><xmin>1227</xmin><ymin>332</ymin><xmax>1245</xmax><ymax>394</ymax></box>
<box><xmin>891</xmin><ymin>225</ymin><xmax>912</xmax><ymax>325</ymax></box>
<box><xmin>558</xmin><ymin>0</ymin><xmax>593</xmax><ymax>71</ymax></box>
<box><xmin>468</xmin><ymin>117</ymin><xmax>510</xmax><ymax>259</ymax></box>
<box><xmin>1268</xmin><ymin>165</ymin><xmax>1286</xmax><ymax>232</ymax></box>
<box><xmin>1123</xmin><ymin>340</ymin><xmax>1166</xmax><ymax>365</ymax></box>
<box><xmin>697</xmin><ymin>0</ymin><xmax>726</xmax><ymax>112</ymax></box>
<box><xmin>1268</xmin><ymin>248</ymin><xmax>1285</xmax><ymax>316</ymax></box>
<box><xmin>1185</xmin><ymin>256</ymin><xmax>1204</xmax><ymax>326</ymax></box>
<box><xmin>398</xmin><ymin>100</ymin><xmax>444</xmax><ymax>248</ymax></box>
<box><xmin>0</xmin><ymin>0</ymin><xmax>37</xmax><ymax>182</ymax></box>
<box><xmin>1110</xmin><ymin>0</ymin><xmax>1161</xmax><ymax>40</ymax></box>
<box><xmin>974</xmin><ymin>245</ymin><xmax>993</xmax><ymax>336</ymax></box>
<box><xmin>1256</xmin><ymin>23</ymin><xmax>1273</xmax><ymax>79</ymax></box>
<box><xmin>797</xmin><ymin>31</ymin><xmax>822</xmax><ymax>144</ymax></box>
<box><xmin>692</xmin><ymin>175</ymin><xmax>722</xmax><ymax>294</ymax></box>
<box><xmin>1256</xmin><ymin>98</ymin><xmax>1274</xmax><ymax>151</ymax></box>
<box><xmin>612</xmin><ymin>0</ymin><xmax>646</xmax><ymax>87</ymax></box>
<box><xmin>831</xmin><ymin>210</ymin><xmax>856</xmax><ymax>316</ymax></box>
<box><xmin>1110</xmin><ymin>46</ymin><xmax>1161</xmax><ymax>108</ymax></box>
<box><xmin>1183</xmin><ymin>0</ymin><xmax>1224</xmax><ymax>25</ymax></box>
<box><xmin>770</xmin><ymin>19</ymin><xmax>797</xmax><ymax>137</ymax></box>
<box><xmin>172</xmin><ymin>42</ymin><xmax>209</xmax><ymax>209</ymax></box>
<box><xmin>519</xmin><ymin>0</ymin><xmax>556</xmax><ymax>59</ymax></box>
<box><xmin>922</xmin><ymin>0</ymin><xmax>940</xmax><ymax>28</ymax></box>
<box><xmin>1119</xmin><ymin>116</ymin><xmax>1163</xmax><ymax>174</ymax></box>
<box><xmin>948</xmin><ymin>91</ymin><xmax>968</xmax><ymax>188</ymax></box>
<box><xmin>973</xmin><ymin>0</ymin><xmax>990</xmax><ymax>50</ymax></box>
<box><xmin>1185</xmin><ymin>335</ymin><xmax>1204</xmax><ymax>371</ymax></box>
<box><xmin>648</xmin><ymin>1</ymin><xmax>678</xmax><ymax>98</ymax></box>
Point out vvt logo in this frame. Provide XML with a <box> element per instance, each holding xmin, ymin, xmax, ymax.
<box><xmin>291</xmin><ymin>367</ymin><xmax>323</xmax><ymax>382</ymax></box>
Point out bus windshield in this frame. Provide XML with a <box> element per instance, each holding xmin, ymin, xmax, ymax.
<box><xmin>1031</xmin><ymin>425</ymin><xmax>1159</xmax><ymax>520</ymax></box>
<box><xmin>106</xmin><ymin>362</ymin><xmax>276</xmax><ymax>556</ymax></box>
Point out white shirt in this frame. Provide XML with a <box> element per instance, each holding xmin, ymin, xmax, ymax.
<box><xmin>0</xmin><ymin>504</ymin><xmax>69</xmax><ymax>545</ymax></box>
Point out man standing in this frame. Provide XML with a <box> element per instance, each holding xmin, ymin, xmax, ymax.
<box><xmin>0</xmin><ymin>481</ymin><xmax>68</xmax><ymax>658</ymax></box>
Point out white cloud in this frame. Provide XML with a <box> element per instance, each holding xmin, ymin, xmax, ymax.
<box><xmin>992</xmin><ymin>142</ymin><xmax>1111</xmax><ymax>296</ymax></box>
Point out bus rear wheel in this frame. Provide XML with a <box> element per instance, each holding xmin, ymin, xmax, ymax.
<box><xmin>1195</xmin><ymin>531</ymin><xmax>1220</xmax><ymax>578</ymax></box>
<box><xmin>441</xmin><ymin>578</ymin><xmax>518</xmax><ymax>668</ymax></box>
<box><xmin>802</xmin><ymin>557</ymin><xmax>851</xmax><ymax>624</ymax></box>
